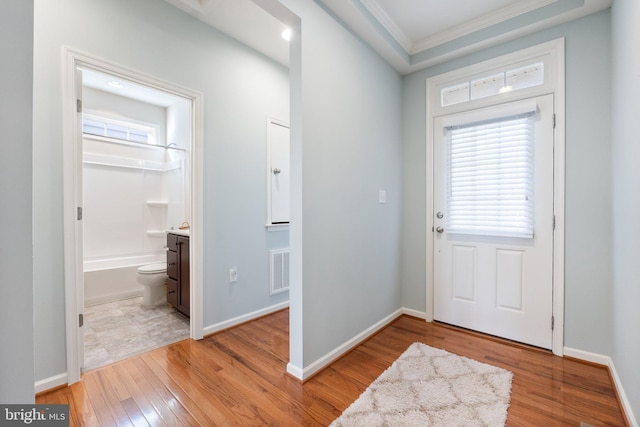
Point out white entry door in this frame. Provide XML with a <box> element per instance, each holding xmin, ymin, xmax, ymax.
<box><xmin>433</xmin><ymin>95</ymin><xmax>555</xmax><ymax>349</ymax></box>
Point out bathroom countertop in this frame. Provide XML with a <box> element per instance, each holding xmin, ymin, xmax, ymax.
<box><xmin>167</xmin><ymin>229</ymin><xmax>190</xmax><ymax>237</ymax></box>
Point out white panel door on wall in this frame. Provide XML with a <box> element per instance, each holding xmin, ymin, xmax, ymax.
<box><xmin>433</xmin><ymin>95</ymin><xmax>555</xmax><ymax>349</ymax></box>
<box><xmin>268</xmin><ymin>119</ymin><xmax>290</xmax><ymax>224</ymax></box>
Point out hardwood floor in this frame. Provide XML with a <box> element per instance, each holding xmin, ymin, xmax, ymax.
<box><xmin>37</xmin><ymin>309</ymin><xmax>628</xmax><ymax>426</ymax></box>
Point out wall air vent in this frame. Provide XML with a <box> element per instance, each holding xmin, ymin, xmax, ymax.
<box><xmin>269</xmin><ymin>248</ymin><xmax>290</xmax><ymax>295</ymax></box>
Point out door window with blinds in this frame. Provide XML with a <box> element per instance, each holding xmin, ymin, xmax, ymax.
<box><xmin>443</xmin><ymin>103</ymin><xmax>538</xmax><ymax>238</ymax></box>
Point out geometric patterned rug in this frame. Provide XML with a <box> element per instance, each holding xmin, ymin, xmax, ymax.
<box><xmin>330</xmin><ymin>342</ymin><xmax>513</xmax><ymax>426</ymax></box>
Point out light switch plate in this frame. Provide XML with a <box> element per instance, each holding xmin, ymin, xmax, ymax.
<box><xmin>379</xmin><ymin>190</ymin><xmax>387</xmax><ymax>204</ymax></box>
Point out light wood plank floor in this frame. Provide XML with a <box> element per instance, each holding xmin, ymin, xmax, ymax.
<box><xmin>37</xmin><ymin>309</ymin><xmax>628</xmax><ymax>426</ymax></box>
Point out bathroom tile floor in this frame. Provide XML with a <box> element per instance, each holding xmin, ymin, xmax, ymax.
<box><xmin>83</xmin><ymin>297</ymin><xmax>189</xmax><ymax>372</ymax></box>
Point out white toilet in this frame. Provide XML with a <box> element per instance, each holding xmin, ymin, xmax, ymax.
<box><xmin>136</xmin><ymin>262</ymin><xmax>168</xmax><ymax>306</ymax></box>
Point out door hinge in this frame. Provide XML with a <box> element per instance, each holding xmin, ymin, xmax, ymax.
<box><xmin>77</xmin><ymin>206</ymin><xmax>83</xmax><ymax>220</ymax></box>
<box><xmin>552</xmin><ymin>113</ymin><xmax>556</xmax><ymax>129</ymax></box>
<box><xmin>79</xmin><ymin>313</ymin><xmax>84</xmax><ymax>328</ymax></box>
<box><xmin>551</xmin><ymin>316</ymin><xmax>555</xmax><ymax>331</ymax></box>
<box><xmin>76</xmin><ymin>99</ymin><xmax>82</xmax><ymax>113</ymax></box>
<box><xmin>552</xmin><ymin>215</ymin><xmax>556</xmax><ymax>230</ymax></box>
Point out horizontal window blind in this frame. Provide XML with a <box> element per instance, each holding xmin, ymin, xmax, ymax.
<box><xmin>445</xmin><ymin>112</ymin><xmax>535</xmax><ymax>238</ymax></box>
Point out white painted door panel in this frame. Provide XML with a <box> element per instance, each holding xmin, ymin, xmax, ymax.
<box><xmin>433</xmin><ymin>95</ymin><xmax>554</xmax><ymax>349</ymax></box>
<box><xmin>269</xmin><ymin>121</ymin><xmax>290</xmax><ymax>224</ymax></box>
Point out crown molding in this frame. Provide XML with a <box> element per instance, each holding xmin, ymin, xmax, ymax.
<box><xmin>164</xmin><ymin>0</ymin><xmax>223</xmax><ymax>16</ymax></box>
<box><xmin>319</xmin><ymin>0</ymin><xmax>611</xmax><ymax>74</ymax></box>
<box><xmin>410</xmin><ymin>0</ymin><xmax>557</xmax><ymax>54</ymax></box>
<box><xmin>359</xmin><ymin>0</ymin><xmax>412</xmax><ymax>53</ymax></box>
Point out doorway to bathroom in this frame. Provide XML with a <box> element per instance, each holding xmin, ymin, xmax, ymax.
<box><xmin>80</xmin><ymin>67</ymin><xmax>191</xmax><ymax>371</ymax></box>
<box><xmin>62</xmin><ymin>49</ymin><xmax>204</xmax><ymax>382</ymax></box>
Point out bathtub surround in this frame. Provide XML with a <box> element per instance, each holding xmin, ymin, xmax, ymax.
<box><xmin>84</xmin><ymin>265</ymin><xmax>143</xmax><ymax>305</ymax></box>
<box><xmin>81</xmin><ymin>84</ymin><xmax>189</xmax><ymax>306</ymax></box>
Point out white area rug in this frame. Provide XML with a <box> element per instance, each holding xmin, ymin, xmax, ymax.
<box><xmin>330</xmin><ymin>342</ymin><xmax>513</xmax><ymax>426</ymax></box>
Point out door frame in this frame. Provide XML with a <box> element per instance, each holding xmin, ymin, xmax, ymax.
<box><xmin>425</xmin><ymin>39</ymin><xmax>565</xmax><ymax>355</ymax></box>
<box><xmin>62</xmin><ymin>47</ymin><xmax>204</xmax><ymax>384</ymax></box>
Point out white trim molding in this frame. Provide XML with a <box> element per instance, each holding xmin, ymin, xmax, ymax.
<box><xmin>360</xmin><ymin>0</ymin><xmax>557</xmax><ymax>55</ymax></box>
<box><xmin>564</xmin><ymin>347</ymin><xmax>638</xmax><ymax>427</ymax></box>
<box><xmin>286</xmin><ymin>308</ymin><xmax>427</xmax><ymax>381</ymax></box>
<box><xmin>34</xmin><ymin>373</ymin><xmax>68</xmax><ymax>395</ymax></box>
<box><xmin>287</xmin><ymin>309</ymin><xmax>404</xmax><ymax>381</ymax></box>
<box><xmin>203</xmin><ymin>301</ymin><xmax>289</xmax><ymax>337</ymax></box>
<box><xmin>401</xmin><ymin>307</ymin><xmax>427</xmax><ymax>320</ymax></box>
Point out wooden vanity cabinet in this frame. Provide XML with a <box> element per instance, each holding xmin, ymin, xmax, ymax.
<box><xmin>167</xmin><ymin>232</ymin><xmax>190</xmax><ymax>317</ymax></box>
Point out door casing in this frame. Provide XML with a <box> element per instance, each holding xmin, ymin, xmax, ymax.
<box><xmin>62</xmin><ymin>47</ymin><xmax>205</xmax><ymax>383</ymax></box>
<box><xmin>425</xmin><ymin>39</ymin><xmax>565</xmax><ymax>355</ymax></box>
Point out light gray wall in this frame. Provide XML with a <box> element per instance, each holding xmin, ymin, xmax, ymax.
<box><xmin>402</xmin><ymin>11</ymin><xmax>613</xmax><ymax>355</ymax></box>
<box><xmin>0</xmin><ymin>0</ymin><xmax>35</xmax><ymax>403</ymax></box>
<box><xmin>33</xmin><ymin>0</ymin><xmax>289</xmax><ymax>382</ymax></box>
<box><xmin>281</xmin><ymin>0</ymin><xmax>404</xmax><ymax>369</ymax></box>
<box><xmin>611</xmin><ymin>0</ymin><xmax>640</xmax><ymax>417</ymax></box>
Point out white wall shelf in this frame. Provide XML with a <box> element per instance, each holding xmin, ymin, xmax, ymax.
<box><xmin>83</xmin><ymin>153</ymin><xmax>181</xmax><ymax>172</ymax></box>
<box><xmin>146</xmin><ymin>201</ymin><xmax>169</xmax><ymax>207</ymax></box>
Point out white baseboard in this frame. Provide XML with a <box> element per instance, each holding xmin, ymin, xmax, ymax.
<box><xmin>563</xmin><ymin>347</ymin><xmax>610</xmax><ymax>366</ymax></box>
<box><xmin>85</xmin><ymin>290</ymin><xmax>143</xmax><ymax>306</ymax></box>
<box><xmin>401</xmin><ymin>307</ymin><xmax>427</xmax><ymax>320</ymax></box>
<box><xmin>286</xmin><ymin>362</ymin><xmax>304</xmax><ymax>379</ymax></box>
<box><xmin>202</xmin><ymin>301</ymin><xmax>289</xmax><ymax>336</ymax></box>
<box><xmin>608</xmin><ymin>357</ymin><xmax>639</xmax><ymax>427</ymax></box>
<box><xmin>289</xmin><ymin>308</ymin><xmax>405</xmax><ymax>381</ymax></box>
<box><xmin>564</xmin><ymin>347</ymin><xmax>638</xmax><ymax>427</ymax></box>
<box><xmin>35</xmin><ymin>373</ymin><xmax>67</xmax><ymax>394</ymax></box>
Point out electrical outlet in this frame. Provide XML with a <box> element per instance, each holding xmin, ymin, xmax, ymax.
<box><xmin>229</xmin><ymin>267</ymin><xmax>238</xmax><ymax>283</ymax></box>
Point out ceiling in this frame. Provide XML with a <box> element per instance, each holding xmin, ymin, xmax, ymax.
<box><xmin>82</xmin><ymin>67</ymin><xmax>187</xmax><ymax>107</ymax></box>
<box><xmin>164</xmin><ymin>0</ymin><xmax>291</xmax><ymax>67</ymax></box>
<box><xmin>164</xmin><ymin>0</ymin><xmax>611</xmax><ymax>75</ymax></box>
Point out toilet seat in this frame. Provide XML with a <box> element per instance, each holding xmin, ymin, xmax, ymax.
<box><xmin>137</xmin><ymin>262</ymin><xmax>167</xmax><ymax>274</ymax></box>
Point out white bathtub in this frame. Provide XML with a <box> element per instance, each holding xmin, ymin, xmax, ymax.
<box><xmin>84</xmin><ymin>254</ymin><xmax>165</xmax><ymax>306</ymax></box>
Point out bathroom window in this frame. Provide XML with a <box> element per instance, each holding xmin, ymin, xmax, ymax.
<box><xmin>82</xmin><ymin>113</ymin><xmax>157</xmax><ymax>145</ymax></box>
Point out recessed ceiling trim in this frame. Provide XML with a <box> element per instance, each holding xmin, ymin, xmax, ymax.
<box><xmin>410</xmin><ymin>0</ymin><xmax>558</xmax><ymax>54</ymax></box>
<box><xmin>318</xmin><ymin>0</ymin><xmax>610</xmax><ymax>74</ymax></box>
<box><xmin>359</xmin><ymin>0</ymin><xmax>412</xmax><ymax>53</ymax></box>
<box><xmin>165</xmin><ymin>0</ymin><xmax>222</xmax><ymax>16</ymax></box>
